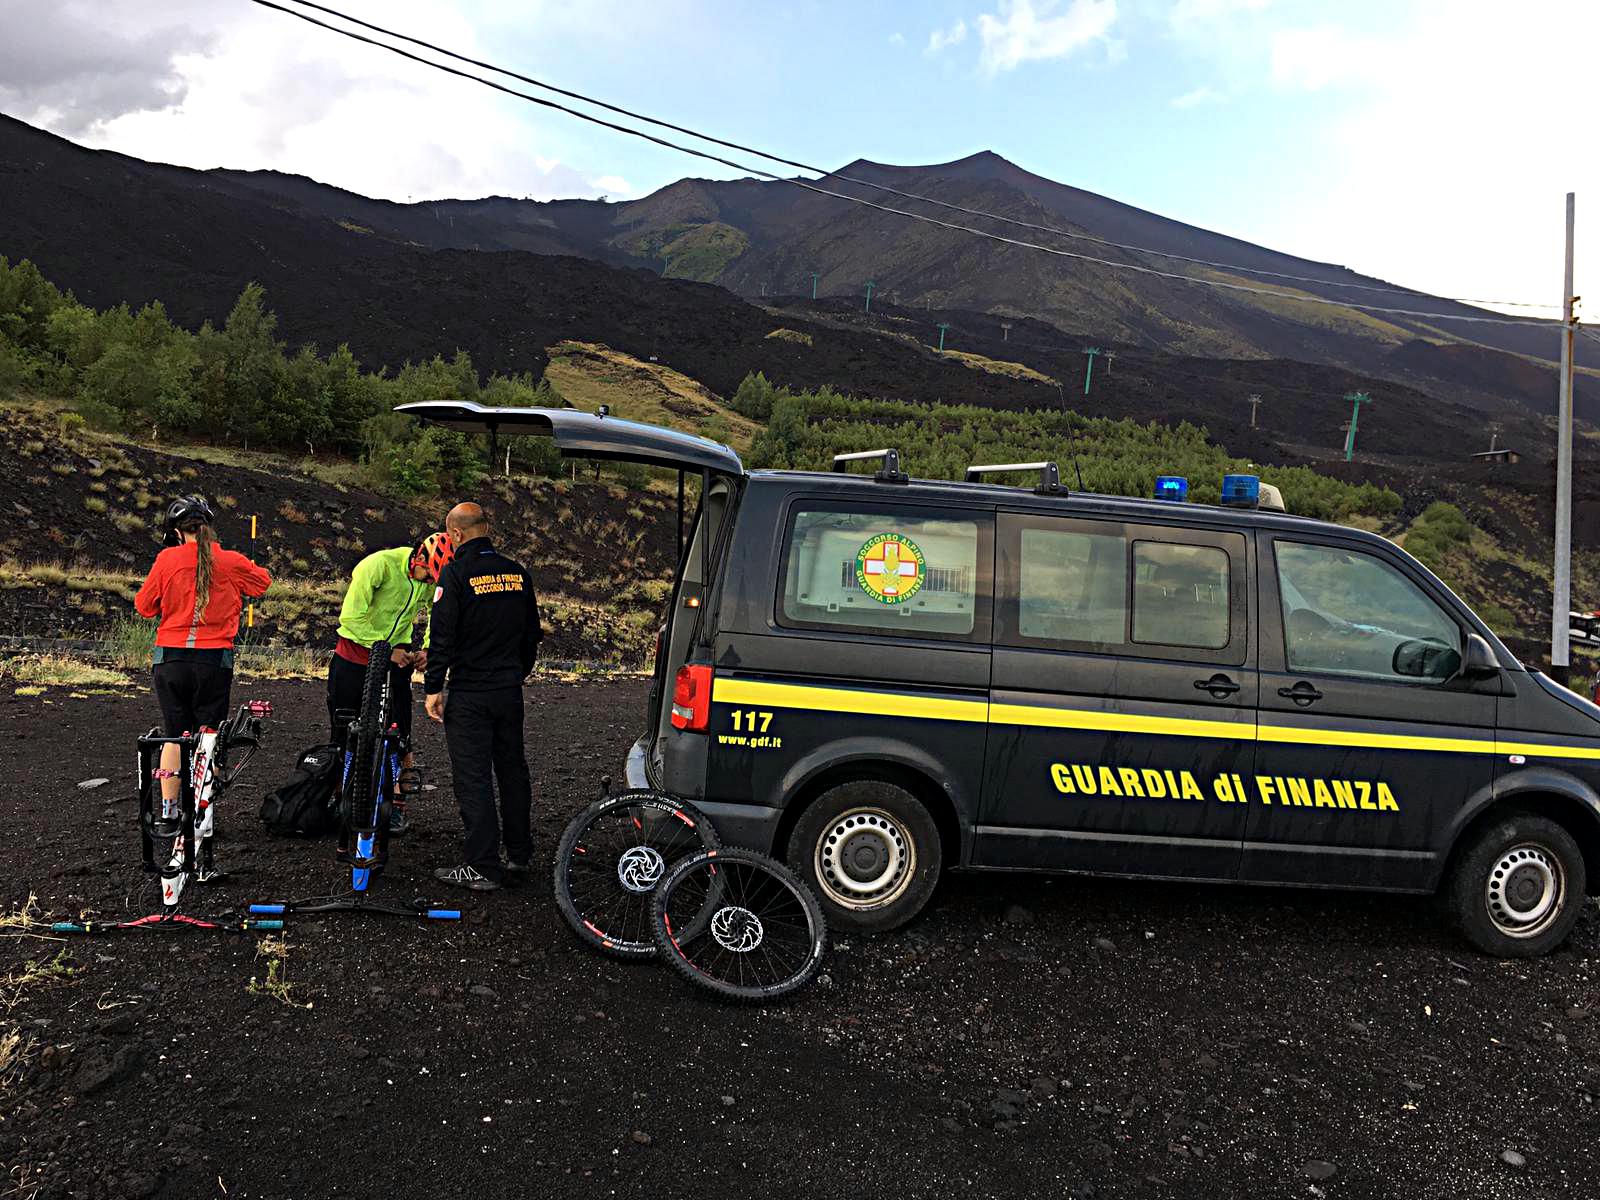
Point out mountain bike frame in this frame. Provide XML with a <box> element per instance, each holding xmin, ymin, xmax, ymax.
<box><xmin>249</xmin><ymin>653</ymin><xmax>456</xmax><ymax>922</ymax></box>
<box><xmin>135</xmin><ymin>700</ymin><xmax>271</xmax><ymax>913</ymax></box>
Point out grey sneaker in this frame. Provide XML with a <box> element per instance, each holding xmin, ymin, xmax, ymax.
<box><xmin>433</xmin><ymin>864</ymin><xmax>499</xmax><ymax>892</ymax></box>
<box><xmin>389</xmin><ymin>806</ymin><xmax>411</xmax><ymax>835</ymax></box>
<box><xmin>503</xmin><ymin>857</ymin><xmax>532</xmax><ymax>878</ymax></box>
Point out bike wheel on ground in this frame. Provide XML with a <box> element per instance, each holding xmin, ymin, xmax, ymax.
<box><xmin>554</xmin><ymin>790</ymin><xmax>720</xmax><ymax>957</ymax></box>
<box><xmin>652</xmin><ymin>847</ymin><xmax>827</xmax><ymax>1003</ymax></box>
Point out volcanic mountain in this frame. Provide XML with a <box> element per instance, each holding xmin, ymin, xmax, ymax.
<box><xmin>179</xmin><ymin>142</ymin><xmax>1588</xmax><ymax>402</ymax></box>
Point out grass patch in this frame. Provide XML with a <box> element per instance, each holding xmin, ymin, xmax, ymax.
<box><xmin>766</xmin><ymin>327</ymin><xmax>814</xmax><ymax>346</ymax></box>
<box><xmin>2</xmin><ymin>948</ymin><xmax>79</xmax><ymax>1013</ymax></box>
<box><xmin>543</xmin><ymin>341</ymin><xmax>762</xmax><ymax>452</ymax></box>
<box><xmin>112</xmin><ymin>511</ymin><xmax>145</xmax><ymax>533</ymax></box>
<box><xmin>935</xmin><ymin>347</ymin><xmax>1057</xmax><ymax>386</ymax></box>
<box><xmin>0</xmin><ymin>655</ymin><xmax>130</xmax><ymax>688</ymax></box>
<box><xmin>83</xmin><ymin>496</ymin><xmax>106</xmax><ymax>514</ymax></box>
<box><xmin>248</xmin><ymin>935</ymin><xmax>311</xmax><ymax>1009</ymax></box>
<box><xmin>237</xmin><ymin>644</ymin><xmax>325</xmax><ymax>681</ymax></box>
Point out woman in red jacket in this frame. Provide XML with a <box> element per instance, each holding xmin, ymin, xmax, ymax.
<box><xmin>134</xmin><ymin>495</ymin><xmax>272</xmax><ymax>838</ymax></box>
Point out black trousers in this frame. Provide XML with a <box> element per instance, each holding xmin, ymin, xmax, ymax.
<box><xmin>327</xmin><ymin>653</ymin><xmax>413</xmax><ymax>749</ymax></box>
<box><xmin>443</xmin><ymin>686</ymin><xmax>533</xmax><ymax>880</ymax></box>
<box><xmin>152</xmin><ymin>659</ymin><xmax>233</xmax><ymax>736</ymax></box>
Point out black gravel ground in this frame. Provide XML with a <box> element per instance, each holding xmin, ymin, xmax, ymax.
<box><xmin>2</xmin><ymin>678</ymin><xmax>1598</xmax><ymax>1199</ymax></box>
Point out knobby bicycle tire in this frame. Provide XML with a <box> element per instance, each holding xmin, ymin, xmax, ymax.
<box><xmin>652</xmin><ymin>848</ymin><xmax>828</xmax><ymax>1003</ymax></box>
<box><xmin>347</xmin><ymin>640</ymin><xmax>393</xmax><ymax>874</ymax></box>
<box><xmin>554</xmin><ymin>791</ymin><xmax>720</xmax><ymax>958</ymax></box>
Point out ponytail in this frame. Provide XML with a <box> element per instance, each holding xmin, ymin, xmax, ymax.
<box><xmin>191</xmin><ymin>524</ymin><xmax>216</xmax><ymax>622</ymax></box>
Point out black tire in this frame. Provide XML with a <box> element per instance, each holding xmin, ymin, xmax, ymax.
<box><xmin>554</xmin><ymin>791</ymin><xmax>721</xmax><ymax>958</ymax></box>
<box><xmin>347</xmin><ymin>641</ymin><xmax>392</xmax><ymax>869</ymax></box>
<box><xmin>787</xmin><ymin>779</ymin><xmax>941</xmax><ymax>934</ymax></box>
<box><xmin>652</xmin><ymin>847</ymin><xmax>827</xmax><ymax>1003</ymax></box>
<box><xmin>1447</xmin><ymin>812</ymin><xmax>1587</xmax><ymax>958</ymax></box>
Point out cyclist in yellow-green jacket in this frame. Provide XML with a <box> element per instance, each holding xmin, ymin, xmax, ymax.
<box><xmin>328</xmin><ymin>533</ymin><xmax>454</xmax><ymax>834</ymax></box>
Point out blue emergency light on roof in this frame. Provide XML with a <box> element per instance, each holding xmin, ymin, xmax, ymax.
<box><xmin>1153</xmin><ymin>476</ymin><xmax>1189</xmax><ymax>502</ymax></box>
<box><xmin>1220</xmin><ymin>474</ymin><xmax>1261</xmax><ymax>507</ymax></box>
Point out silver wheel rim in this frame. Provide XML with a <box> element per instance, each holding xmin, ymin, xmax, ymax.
<box><xmin>1485</xmin><ymin>842</ymin><xmax>1565</xmax><ymax>939</ymax></box>
<box><xmin>815</xmin><ymin>805</ymin><xmax>915</xmax><ymax>911</ymax></box>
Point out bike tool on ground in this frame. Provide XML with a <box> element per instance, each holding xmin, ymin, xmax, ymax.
<box><xmin>425</xmin><ymin>502</ymin><xmax>542</xmax><ymax>893</ymax></box>
<box><xmin>134</xmin><ymin>495</ymin><xmax>271</xmax><ymax>885</ymax></box>
<box><xmin>328</xmin><ymin>531</ymin><xmax>453</xmax><ymax>846</ymax></box>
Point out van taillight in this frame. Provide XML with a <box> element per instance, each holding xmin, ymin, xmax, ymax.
<box><xmin>670</xmin><ymin>662</ymin><xmax>713</xmax><ymax>732</ymax></box>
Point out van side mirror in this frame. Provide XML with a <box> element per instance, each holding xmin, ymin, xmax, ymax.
<box><xmin>1462</xmin><ymin>632</ymin><xmax>1500</xmax><ymax>678</ymax></box>
<box><xmin>1392</xmin><ymin>638</ymin><xmax>1460</xmax><ymax>680</ymax></box>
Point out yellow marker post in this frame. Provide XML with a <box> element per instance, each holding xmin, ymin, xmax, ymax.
<box><xmin>247</xmin><ymin>515</ymin><xmax>258</xmax><ymax>628</ymax></box>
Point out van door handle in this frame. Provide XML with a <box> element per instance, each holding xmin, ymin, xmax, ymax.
<box><xmin>1194</xmin><ymin>673</ymin><xmax>1240</xmax><ymax>698</ymax></box>
<box><xmin>1277</xmin><ymin>681</ymin><xmax>1324</xmax><ymax>707</ymax></box>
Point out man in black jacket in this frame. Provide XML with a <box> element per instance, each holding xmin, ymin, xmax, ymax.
<box><xmin>424</xmin><ymin>503</ymin><xmax>541</xmax><ymax>891</ymax></box>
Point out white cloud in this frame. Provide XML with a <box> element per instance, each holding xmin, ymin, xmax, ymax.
<box><xmin>974</xmin><ymin>0</ymin><xmax>1118</xmax><ymax>74</ymax></box>
<box><xmin>1246</xmin><ymin>3</ymin><xmax>1600</xmax><ymax>313</ymax></box>
<box><xmin>1268</xmin><ymin>25</ymin><xmax>1376</xmax><ymax>92</ymax></box>
<box><xmin>1168</xmin><ymin>0</ymin><xmax>1271</xmax><ymax>31</ymax></box>
<box><xmin>889</xmin><ymin>31</ymin><xmax>906</xmax><ymax>46</ymax></box>
<box><xmin>0</xmin><ymin>0</ymin><xmax>631</xmax><ymax>202</ymax></box>
<box><xmin>1170</xmin><ymin>85</ymin><xmax>1219</xmax><ymax>108</ymax></box>
<box><xmin>927</xmin><ymin>20</ymin><xmax>968</xmax><ymax>53</ymax></box>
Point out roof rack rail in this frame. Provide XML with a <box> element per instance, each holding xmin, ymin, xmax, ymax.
<box><xmin>832</xmin><ymin>448</ymin><xmax>908</xmax><ymax>484</ymax></box>
<box><xmin>964</xmin><ymin>461</ymin><xmax>1065</xmax><ymax>495</ymax></box>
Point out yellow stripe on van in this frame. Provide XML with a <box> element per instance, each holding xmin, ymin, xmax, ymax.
<box><xmin>1257</xmin><ymin>724</ymin><xmax>1498</xmax><ymax>755</ymax></box>
<box><xmin>711</xmin><ymin>677</ymin><xmax>988</xmax><ymax>724</ymax></box>
<box><xmin>988</xmin><ymin>702</ymin><xmax>1250</xmax><ymax>743</ymax></box>
<box><xmin>1495</xmin><ymin>739</ymin><xmax>1600</xmax><ymax>762</ymax></box>
<box><xmin>711</xmin><ymin>676</ymin><xmax>1600</xmax><ymax>761</ymax></box>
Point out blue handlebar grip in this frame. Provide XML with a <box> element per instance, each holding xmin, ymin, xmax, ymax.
<box><xmin>51</xmin><ymin>922</ymin><xmax>82</xmax><ymax>933</ymax></box>
<box><xmin>425</xmin><ymin>909</ymin><xmax>461</xmax><ymax>920</ymax></box>
<box><xmin>253</xmin><ymin>920</ymin><xmax>285</xmax><ymax>930</ymax></box>
<box><xmin>248</xmin><ymin>904</ymin><xmax>286</xmax><ymax>914</ymax></box>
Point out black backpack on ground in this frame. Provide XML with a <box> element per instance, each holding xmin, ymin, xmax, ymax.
<box><xmin>259</xmin><ymin>743</ymin><xmax>342</xmax><ymax>837</ymax></box>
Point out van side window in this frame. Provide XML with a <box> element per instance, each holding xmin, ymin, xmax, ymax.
<box><xmin>1132</xmin><ymin>542</ymin><xmax>1230</xmax><ymax>649</ymax></box>
<box><xmin>1018</xmin><ymin>526</ymin><xmax>1127</xmax><ymax>647</ymax></box>
<box><xmin>1275</xmin><ymin>541</ymin><xmax>1462</xmax><ymax>682</ymax></box>
<box><xmin>781</xmin><ymin>509</ymin><xmax>980</xmax><ymax>637</ymax></box>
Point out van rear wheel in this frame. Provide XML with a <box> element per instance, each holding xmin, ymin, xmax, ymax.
<box><xmin>1446</xmin><ymin>813</ymin><xmax>1586</xmax><ymax>958</ymax></box>
<box><xmin>789</xmin><ymin>780</ymin><xmax>940</xmax><ymax>934</ymax></box>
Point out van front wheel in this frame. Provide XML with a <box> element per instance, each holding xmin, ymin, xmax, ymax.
<box><xmin>1447</xmin><ymin>813</ymin><xmax>1587</xmax><ymax>958</ymax></box>
<box><xmin>789</xmin><ymin>780</ymin><xmax>941</xmax><ymax>934</ymax></box>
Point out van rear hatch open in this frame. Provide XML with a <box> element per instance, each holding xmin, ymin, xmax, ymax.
<box><xmin>397</xmin><ymin>401</ymin><xmax>743</xmax><ymax>786</ymax></box>
<box><xmin>394</xmin><ymin>401</ymin><xmax>743</xmax><ymax>476</ymax></box>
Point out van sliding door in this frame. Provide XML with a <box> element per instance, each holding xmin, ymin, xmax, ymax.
<box><xmin>977</xmin><ymin>511</ymin><xmax>1254</xmax><ymax>879</ymax></box>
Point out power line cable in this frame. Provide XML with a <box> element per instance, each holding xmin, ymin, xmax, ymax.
<box><xmin>275</xmin><ymin>0</ymin><xmax>1560</xmax><ymax>312</ymax></box>
<box><xmin>251</xmin><ymin>0</ymin><xmax>1563</xmax><ymax>331</ymax></box>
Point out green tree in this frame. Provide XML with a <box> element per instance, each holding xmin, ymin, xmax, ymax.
<box><xmin>219</xmin><ymin>283</ymin><xmax>282</xmax><ymax>445</ymax></box>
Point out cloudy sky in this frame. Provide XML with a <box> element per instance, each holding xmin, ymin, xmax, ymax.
<box><xmin>1</xmin><ymin>0</ymin><xmax>1594</xmax><ymax>315</ymax></box>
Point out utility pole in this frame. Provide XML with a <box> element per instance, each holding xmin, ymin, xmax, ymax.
<box><xmin>1248</xmin><ymin>393</ymin><xmax>1263</xmax><ymax>429</ymax></box>
<box><xmin>811</xmin><ymin>272</ymin><xmax>819</xmax><ymax>301</ymax></box>
<box><xmin>1000</xmin><ymin>322</ymin><xmax>1013</xmax><ymax>343</ymax></box>
<box><xmin>1342</xmin><ymin>391</ymin><xmax>1370</xmax><ymax>461</ymax></box>
<box><xmin>1082</xmin><ymin>347</ymin><xmax>1101</xmax><ymax>395</ymax></box>
<box><xmin>865</xmin><ymin>280</ymin><xmax>875</xmax><ymax>313</ymax></box>
<box><xmin>936</xmin><ymin>322</ymin><xmax>951</xmax><ymax>351</ymax></box>
<box><xmin>1551</xmin><ymin>191</ymin><xmax>1578</xmax><ymax>685</ymax></box>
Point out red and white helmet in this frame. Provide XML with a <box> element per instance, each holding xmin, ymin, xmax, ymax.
<box><xmin>412</xmin><ymin>532</ymin><xmax>454</xmax><ymax>582</ymax></box>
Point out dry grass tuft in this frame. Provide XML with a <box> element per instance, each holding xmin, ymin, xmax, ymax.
<box><xmin>0</xmin><ymin>655</ymin><xmax>130</xmax><ymax>688</ymax></box>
